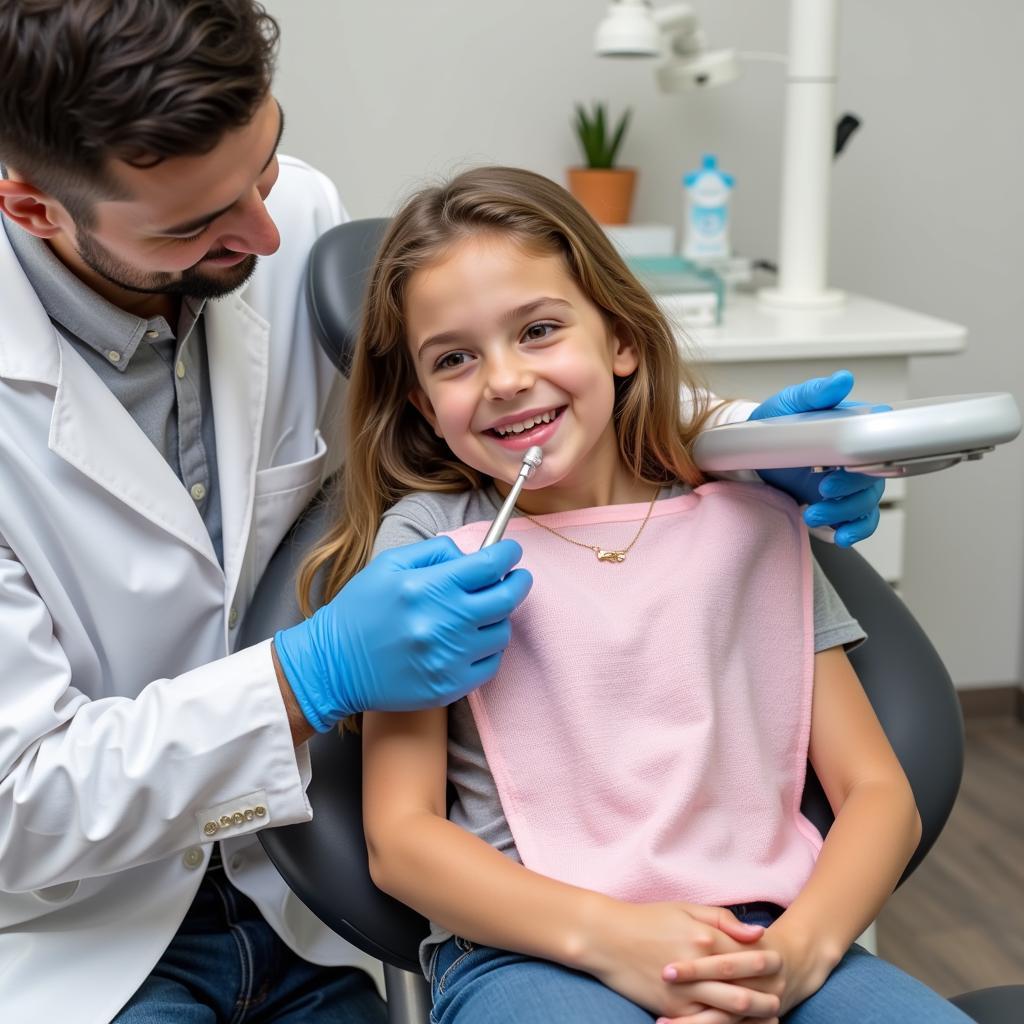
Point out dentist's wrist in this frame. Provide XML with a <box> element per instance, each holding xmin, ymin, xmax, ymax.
<box><xmin>271</xmin><ymin>639</ymin><xmax>318</xmax><ymax>747</ymax></box>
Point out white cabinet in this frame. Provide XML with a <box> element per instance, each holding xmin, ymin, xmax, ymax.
<box><xmin>662</xmin><ymin>291</ymin><xmax>967</xmax><ymax>586</ymax></box>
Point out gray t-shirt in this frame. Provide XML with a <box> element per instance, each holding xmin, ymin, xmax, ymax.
<box><xmin>371</xmin><ymin>483</ymin><xmax>867</xmax><ymax>971</ymax></box>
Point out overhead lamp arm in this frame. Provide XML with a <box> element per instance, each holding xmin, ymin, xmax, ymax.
<box><xmin>596</xmin><ymin>0</ymin><xmax>846</xmax><ymax>310</ymax></box>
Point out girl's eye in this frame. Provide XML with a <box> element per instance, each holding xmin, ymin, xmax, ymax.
<box><xmin>523</xmin><ymin>322</ymin><xmax>558</xmax><ymax>342</ymax></box>
<box><xmin>434</xmin><ymin>351</ymin><xmax>471</xmax><ymax>372</ymax></box>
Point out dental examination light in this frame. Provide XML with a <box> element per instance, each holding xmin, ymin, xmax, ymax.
<box><xmin>693</xmin><ymin>393</ymin><xmax>1022</xmax><ymax>478</ymax></box>
<box><xmin>595</xmin><ymin>1</ymin><xmax>740</xmax><ymax>88</ymax></box>
<box><xmin>595</xmin><ymin>0</ymin><xmax>844</xmax><ymax>310</ymax></box>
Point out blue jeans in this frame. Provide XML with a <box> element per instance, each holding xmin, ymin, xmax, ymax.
<box><xmin>427</xmin><ymin>903</ymin><xmax>975</xmax><ymax>1024</ymax></box>
<box><xmin>113</xmin><ymin>853</ymin><xmax>385</xmax><ymax>1023</ymax></box>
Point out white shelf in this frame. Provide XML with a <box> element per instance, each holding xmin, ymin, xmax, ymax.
<box><xmin>660</xmin><ymin>291</ymin><xmax>966</xmax><ymax>363</ymax></box>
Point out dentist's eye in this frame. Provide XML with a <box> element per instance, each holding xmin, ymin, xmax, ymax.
<box><xmin>523</xmin><ymin>322</ymin><xmax>558</xmax><ymax>342</ymax></box>
<box><xmin>166</xmin><ymin>227</ymin><xmax>208</xmax><ymax>244</ymax></box>
<box><xmin>435</xmin><ymin>351</ymin><xmax>471</xmax><ymax>371</ymax></box>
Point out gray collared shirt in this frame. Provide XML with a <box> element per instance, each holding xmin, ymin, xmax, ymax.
<box><xmin>5</xmin><ymin>219</ymin><xmax>223</xmax><ymax>566</ymax></box>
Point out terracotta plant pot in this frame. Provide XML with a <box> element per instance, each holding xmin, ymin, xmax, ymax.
<box><xmin>567</xmin><ymin>167</ymin><xmax>637</xmax><ymax>225</ymax></box>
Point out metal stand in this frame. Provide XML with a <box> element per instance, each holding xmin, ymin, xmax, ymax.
<box><xmin>384</xmin><ymin>963</ymin><xmax>431</xmax><ymax>1024</ymax></box>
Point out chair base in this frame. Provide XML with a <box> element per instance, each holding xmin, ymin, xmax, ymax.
<box><xmin>384</xmin><ymin>963</ymin><xmax>430</xmax><ymax>1024</ymax></box>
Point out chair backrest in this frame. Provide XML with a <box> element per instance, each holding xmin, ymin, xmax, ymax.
<box><xmin>243</xmin><ymin>217</ymin><xmax>966</xmax><ymax>971</ymax></box>
<box><xmin>240</xmin><ymin>493</ymin><xmax>429</xmax><ymax>973</ymax></box>
<box><xmin>306</xmin><ymin>218</ymin><xmax>391</xmax><ymax>377</ymax></box>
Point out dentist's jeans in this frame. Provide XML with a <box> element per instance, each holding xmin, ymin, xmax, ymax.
<box><xmin>112</xmin><ymin>851</ymin><xmax>386</xmax><ymax>1023</ymax></box>
<box><xmin>427</xmin><ymin>904</ymin><xmax>975</xmax><ymax>1024</ymax></box>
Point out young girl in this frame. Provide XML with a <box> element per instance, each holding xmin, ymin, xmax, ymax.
<box><xmin>304</xmin><ymin>167</ymin><xmax>971</xmax><ymax>1023</ymax></box>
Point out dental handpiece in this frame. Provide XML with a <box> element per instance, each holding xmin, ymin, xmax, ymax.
<box><xmin>479</xmin><ymin>446</ymin><xmax>543</xmax><ymax>549</ymax></box>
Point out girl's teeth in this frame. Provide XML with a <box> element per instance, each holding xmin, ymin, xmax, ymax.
<box><xmin>496</xmin><ymin>410</ymin><xmax>555</xmax><ymax>436</ymax></box>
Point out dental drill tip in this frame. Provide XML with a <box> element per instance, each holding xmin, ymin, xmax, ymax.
<box><xmin>523</xmin><ymin>446</ymin><xmax>543</xmax><ymax>470</ymax></box>
<box><xmin>480</xmin><ymin>446</ymin><xmax>543</xmax><ymax>550</ymax></box>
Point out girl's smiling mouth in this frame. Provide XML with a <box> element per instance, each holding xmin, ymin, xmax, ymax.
<box><xmin>484</xmin><ymin>406</ymin><xmax>566</xmax><ymax>450</ymax></box>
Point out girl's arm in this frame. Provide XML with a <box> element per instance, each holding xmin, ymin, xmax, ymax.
<box><xmin>775</xmin><ymin>645</ymin><xmax>922</xmax><ymax>968</ymax></box>
<box><xmin>362</xmin><ymin>708</ymin><xmax>783</xmax><ymax>1021</ymax></box>
<box><xmin>666</xmin><ymin>646</ymin><xmax>921</xmax><ymax>1019</ymax></box>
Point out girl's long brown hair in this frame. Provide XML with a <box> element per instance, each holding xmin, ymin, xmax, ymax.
<box><xmin>299</xmin><ymin>166</ymin><xmax>714</xmax><ymax>614</ymax></box>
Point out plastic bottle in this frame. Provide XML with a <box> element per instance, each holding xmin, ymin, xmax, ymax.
<box><xmin>682</xmin><ymin>154</ymin><xmax>734</xmax><ymax>261</ymax></box>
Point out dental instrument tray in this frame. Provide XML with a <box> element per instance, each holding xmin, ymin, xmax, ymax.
<box><xmin>692</xmin><ymin>393</ymin><xmax>1022</xmax><ymax>477</ymax></box>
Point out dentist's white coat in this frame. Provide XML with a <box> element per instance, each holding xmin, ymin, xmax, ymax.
<box><xmin>0</xmin><ymin>156</ymin><xmax>381</xmax><ymax>1022</ymax></box>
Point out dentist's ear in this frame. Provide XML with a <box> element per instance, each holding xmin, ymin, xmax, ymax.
<box><xmin>408</xmin><ymin>387</ymin><xmax>444</xmax><ymax>438</ymax></box>
<box><xmin>0</xmin><ymin>177</ymin><xmax>67</xmax><ymax>239</ymax></box>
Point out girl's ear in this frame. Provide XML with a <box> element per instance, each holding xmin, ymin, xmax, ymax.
<box><xmin>408</xmin><ymin>386</ymin><xmax>444</xmax><ymax>438</ymax></box>
<box><xmin>610</xmin><ymin>328</ymin><xmax>640</xmax><ymax>378</ymax></box>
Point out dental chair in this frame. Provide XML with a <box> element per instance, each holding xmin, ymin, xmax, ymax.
<box><xmin>240</xmin><ymin>218</ymin><xmax>1023</xmax><ymax>1023</ymax></box>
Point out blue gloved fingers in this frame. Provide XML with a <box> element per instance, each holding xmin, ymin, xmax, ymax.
<box><xmin>756</xmin><ymin>465</ymin><xmax>822</xmax><ymax>507</ymax></box>
<box><xmin>439</xmin><ymin>539</ymin><xmax>525</xmax><ymax>593</ymax></box>
<box><xmin>465</xmin><ymin>620</ymin><xmax>514</xmax><ymax>672</ymax></box>
<box><xmin>832</xmin><ymin>505</ymin><xmax>881</xmax><ymax>548</ymax></box>
<box><xmin>428</xmin><ymin>623</ymin><xmax>516</xmax><ymax>706</ymax></box>
<box><xmin>274</xmin><ymin>538</ymin><xmax>530</xmax><ymax>728</ymax></box>
<box><xmin>804</xmin><ymin>485</ymin><xmax>882</xmax><ymax>530</ymax></box>
<box><xmin>464</xmin><ymin>650</ymin><xmax>504</xmax><ymax>689</ymax></box>
<box><xmin>380</xmin><ymin>534</ymin><xmax>464</xmax><ymax>570</ymax></box>
<box><xmin>748</xmin><ymin>369</ymin><xmax>855</xmax><ymax>421</ymax></box>
<box><xmin>463</xmin><ymin>567</ymin><xmax>534</xmax><ymax>626</ymax></box>
<box><xmin>816</xmin><ymin>469</ymin><xmax>885</xmax><ymax>501</ymax></box>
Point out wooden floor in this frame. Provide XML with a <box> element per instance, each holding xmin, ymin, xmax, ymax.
<box><xmin>877</xmin><ymin>718</ymin><xmax>1024</xmax><ymax>997</ymax></box>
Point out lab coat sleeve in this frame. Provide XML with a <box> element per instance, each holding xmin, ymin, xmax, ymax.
<box><xmin>682</xmin><ymin>387</ymin><xmax>761</xmax><ymax>482</ymax></box>
<box><xmin>0</xmin><ymin>541</ymin><xmax>311</xmax><ymax>893</ymax></box>
<box><xmin>682</xmin><ymin>386</ymin><xmax>758</xmax><ymax>429</ymax></box>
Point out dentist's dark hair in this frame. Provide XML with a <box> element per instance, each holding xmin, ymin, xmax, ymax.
<box><xmin>0</xmin><ymin>0</ymin><xmax>279</xmax><ymax>224</ymax></box>
<box><xmin>299</xmin><ymin>166</ymin><xmax>715</xmax><ymax>616</ymax></box>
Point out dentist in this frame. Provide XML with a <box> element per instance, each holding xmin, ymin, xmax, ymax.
<box><xmin>0</xmin><ymin>2</ymin><xmax>883</xmax><ymax>1022</ymax></box>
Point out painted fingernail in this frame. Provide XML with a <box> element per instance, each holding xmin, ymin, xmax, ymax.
<box><xmin>662</xmin><ymin>966</ymin><xmax>678</xmax><ymax>980</ymax></box>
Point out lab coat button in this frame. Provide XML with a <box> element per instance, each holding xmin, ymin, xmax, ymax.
<box><xmin>219</xmin><ymin>815</ymin><xmax>232</xmax><ymax>828</ymax></box>
<box><xmin>183</xmin><ymin>847</ymin><xmax>204</xmax><ymax>870</ymax></box>
<box><xmin>254</xmin><ymin>805</ymin><xmax>266</xmax><ymax>818</ymax></box>
<box><xmin>175</xmin><ymin>360</ymin><xmax>186</xmax><ymax>379</ymax></box>
<box><xmin>244</xmin><ymin>808</ymin><xmax>255</xmax><ymax>821</ymax></box>
<box><xmin>145</xmin><ymin>329</ymin><xmax>159</xmax><ymax>339</ymax></box>
<box><xmin>190</xmin><ymin>482</ymin><xmax>207</xmax><ymax>502</ymax></box>
<box><xmin>231</xmin><ymin>811</ymin><xmax>245</xmax><ymax>826</ymax></box>
<box><xmin>228</xmin><ymin>606</ymin><xmax>238</xmax><ymax>629</ymax></box>
<box><xmin>106</xmin><ymin>350</ymin><xmax>121</xmax><ymax>364</ymax></box>
<box><xmin>202</xmin><ymin>821</ymin><xmax>219</xmax><ymax>837</ymax></box>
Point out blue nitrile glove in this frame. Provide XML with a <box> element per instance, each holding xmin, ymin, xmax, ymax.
<box><xmin>274</xmin><ymin>536</ymin><xmax>532</xmax><ymax>732</ymax></box>
<box><xmin>749</xmin><ymin>369</ymin><xmax>886</xmax><ymax>547</ymax></box>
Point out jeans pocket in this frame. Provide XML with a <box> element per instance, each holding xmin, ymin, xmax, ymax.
<box><xmin>427</xmin><ymin>943</ymin><xmax>442</xmax><ymax>992</ymax></box>
<box><xmin>436</xmin><ymin>937</ymin><xmax>477</xmax><ymax>996</ymax></box>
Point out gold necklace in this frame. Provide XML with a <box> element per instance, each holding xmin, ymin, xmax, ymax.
<box><xmin>514</xmin><ymin>487</ymin><xmax>660</xmax><ymax>564</ymax></box>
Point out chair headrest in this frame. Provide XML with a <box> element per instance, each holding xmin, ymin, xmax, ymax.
<box><xmin>306</xmin><ymin>217</ymin><xmax>391</xmax><ymax>377</ymax></box>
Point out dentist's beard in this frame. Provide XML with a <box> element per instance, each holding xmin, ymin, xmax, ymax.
<box><xmin>75</xmin><ymin>230</ymin><xmax>258</xmax><ymax>300</ymax></box>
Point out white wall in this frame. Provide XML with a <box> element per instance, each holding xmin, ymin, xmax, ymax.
<box><xmin>265</xmin><ymin>0</ymin><xmax>1024</xmax><ymax>690</ymax></box>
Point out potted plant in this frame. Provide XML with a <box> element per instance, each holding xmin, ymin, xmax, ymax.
<box><xmin>568</xmin><ymin>102</ymin><xmax>635</xmax><ymax>225</ymax></box>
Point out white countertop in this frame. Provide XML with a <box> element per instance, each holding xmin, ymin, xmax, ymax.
<box><xmin>660</xmin><ymin>290</ymin><xmax>967</xmax><ymax>363</ymax></box>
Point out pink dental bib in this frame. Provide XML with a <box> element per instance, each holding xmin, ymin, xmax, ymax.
<box><xmin>445</xmin><ymin>482</ymin><xmax>820</xmax><ymax>907</ymax></box>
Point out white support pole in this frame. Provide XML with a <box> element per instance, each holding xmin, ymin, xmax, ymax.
<box><xmin>759</xmin><ymin>0</ymin><xmax>845</xmax><ymax>309</ymax></box>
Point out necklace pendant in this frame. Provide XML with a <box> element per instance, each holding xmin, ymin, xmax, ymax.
<box><xmin>596</xmin><ymin>548</ymin><xmax>627</xmax><ymax>563</ymax></box>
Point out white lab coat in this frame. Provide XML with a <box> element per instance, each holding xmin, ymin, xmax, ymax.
<box><xmin>0</xmin><ymin>156</ymin><xmax>382</xmax><ymax>1022</ymax></box>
